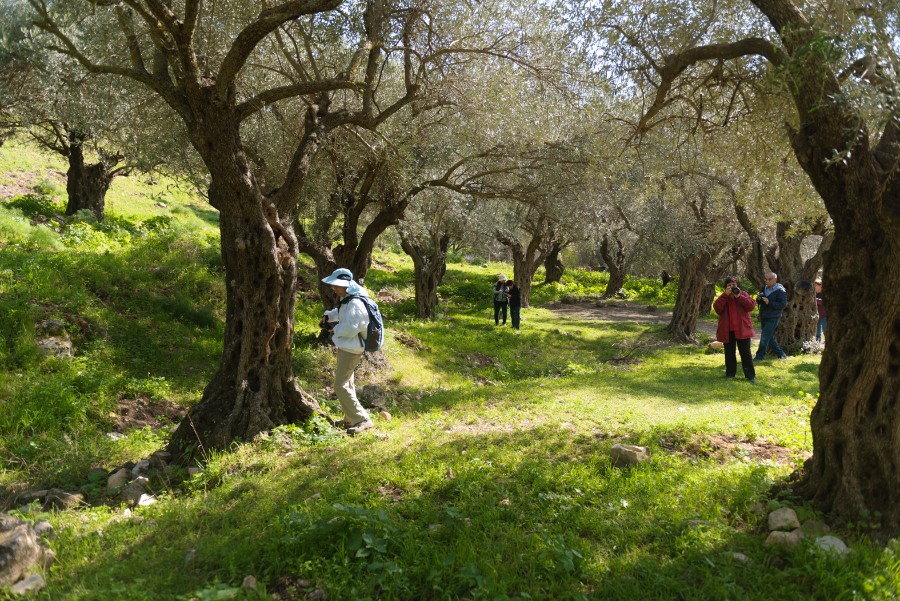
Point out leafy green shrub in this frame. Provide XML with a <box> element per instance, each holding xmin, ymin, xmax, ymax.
<box><xmin>33</xmin><ymin>178</ymin><xmax>64</xmax><ymax>197</ymax></box>
<box><xmin>621</xmin><ymin>276</ymin><xmax>679</xmax><ymax>305</ymax></box>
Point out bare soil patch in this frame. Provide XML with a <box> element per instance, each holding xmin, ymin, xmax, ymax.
<box><xmin>114</xmin><ymin>395</ymin><xmax>186</xmax><ymax>432</ymax></box>
<box><xmin>660</xmin><ymin>433</ymin><xmax>802</xmax><ymax>465</ymax></box>
<box><xmin>394</xmin><ymin>330</ymin><xmax>430</xmax><ymax>351</ymax></box>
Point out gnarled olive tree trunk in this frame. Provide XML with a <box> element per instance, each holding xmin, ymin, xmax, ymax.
<box><xmin>543</xmin><ymin>240</ymin><xmax>565</xmax><ymax>284</ymax></box>
<box><xmin>169</xmin><ymin>131</ymin><xmax>319</xmax><ymax>455</ymax></box>
<box><xmin>599</xmin><ymin>232</ymin><xmax>626</xmax><ymax>298</ymax></box>
<box><xmin>65</xmin><ymin>143</ymin><xmax>118</xmax><ymax>221</ymax></box>
<box><xmin>401</xmin><ymin>232</ymin><xmax>449</xmax><ymax>319</ymax></box>
<box><xmin>666</xmin><ymin>253</ymin><xmax>711</xmax><ymax>342</ymax></box>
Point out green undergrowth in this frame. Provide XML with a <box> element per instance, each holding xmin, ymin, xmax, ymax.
<box><xmin>1</xmin><ymin>141</ymin><xmax>897</xmax><ymax>599</ymax></box>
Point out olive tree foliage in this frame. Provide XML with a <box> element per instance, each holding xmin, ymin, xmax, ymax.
<box><xmin>580</xmin><ymin>0</ymin><xmax>900</xmax><ymax>531</ymax></box>
<box><xmin>27</xmin><ymin>0</ymin><xmax>515</xmax><ymax>454</ymax></box>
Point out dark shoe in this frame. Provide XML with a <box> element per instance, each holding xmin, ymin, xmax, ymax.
<box><xmin>778</xmin><ymin>355</ymin><xmax>787</xmax><ymax>360</ymax></box>
<box><xmin>748</xmin><ymin>377</ymin><xmax>757</xmax><ymax>384</ymax></box>
<box><xmin>347</xmin><ymin>420</ymin><xmax>374</xmax><ymax>435</ymax></box>
<box><xmin>724</xmin><ymin>375</ymin><xmax>735</xmax><ymax>379</ymax></box>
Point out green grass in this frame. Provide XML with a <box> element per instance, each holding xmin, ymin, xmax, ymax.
<box><xmin>1</xmin><ymin>140</ymin><xmax>897</xmax><ymax>600</ymax></box>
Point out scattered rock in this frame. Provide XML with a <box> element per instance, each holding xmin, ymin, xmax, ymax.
<box><xmin>31</xmin><ymin>522</ymin><xmax>53</xmax><ymax>539</ymax></box>
<box><xmin>187</xmin><ymin>467</ymin><xmax>202</xmax><ymax>477</ymax></box>
<box><xmin>121</xmin><ymin>478</ymin><xmax>149</xmax><ymax>506</ymax></box>
<box><xmin>131</xmin><ymin>460</ymin><xmax>151</xmax><ymax>478</ymax></box>
<box><xmin>0</xmin><ymin>516</ymin><xmax>54</xmax><ymax>586</ymax></box>
<box><xmin>499</xmin><ymin>498</ymin><xmax>511</xmax><ymax>506</ymax></box>
<box><xmin>155</xmin><ymin>202</ymin><xmax>168</xmax><ymax>208</ymax></box>
<box><xmin>241</xmin><ymin>575</ymin><xmax>258</xmax><ymax>591</ymax></box>
<box><xmin>149</xmin><ymin>451</ymin><xmax>172</xmax><ymax>469</ymax></box>
<box><xmin>44</xmin><ymin>489</ymin><xmax>84</xmax><ymax>511</ymax></box>
<box><xmin>728</xmin><ymin>552</ymin><xmax>749</xmax><ymax>564</ymax></box>
<box><xmin>815</xmin><ymin>535</ymin><xmax>850</xmax><ymax>556</ymax></box>
<box><xmin>38</xmin><ymin>319</ymin><xmax>66</xmax><ymax>336</ymax></box>
<box><xmin>646</xmin><ymin>305</ymin><xmax>658</xmax><ymax>312</ymax></box>
<box><xmin>358</xmin><ymin>384</ymin><xmax>387</xmax><ymax>409</ymax></box>
<box><xmin>307</xmin><ymin>588</ymin><xmax>327</xmax><ymax>600</ymax></box>
<box><xmin>137</xmin><ymin>494</ymin><xmax>156</xmax><ymax>507</ymax></box>
<box><xmin>800</xmin><ymin>520</ymin><xmax>831</xmax><ymax>537</ymax></box>
<box><xmin>610</xmin><ymin>444</ymin><xmax>651</xmax><ymax>467</ymax></box>
<box><xmin>378</xmin><ymin>411</ymin><xmax>392</xmax><ymax>421</ymax></box>
<box><xmin>765</xmin><ymin>529</ymin><xmax>803</xmax><ymax>548</ymax></box>
<box><xmin>748</xmin><ymin>503</ymin><xmax>767</xmax><ymax>515</ymax></box>
<box><xmin>184</xmin><ymin>549</ymin><xmax>196</xmax><ymax>564</ymax></box>
<box><xmin>106</xmin><ymin>468</ymin><xmax>131</xmax><ymax>492</ymax></box>
<box><xmin>36</xmin><ymin>336</ymin><xmax>74</xmax><ymax>358</ymax></box>
<box><xmin>708</xmin><ymin>341</ymin><xmax>724</xmax><ymax>351</ymax></box>
<box><xmin>428</xmin><ymin>524</ymin><xmax>442</xmax><ymax>532</ymax></box>
<box><xmin>768</xmin><ymin>507</ymin><xmax>801</xmax><ymax>531</ymax></box>
<box><xmin>10</xmin><ymin>573</ymin><xmax>46</xmax><ymax>595</ymax></box>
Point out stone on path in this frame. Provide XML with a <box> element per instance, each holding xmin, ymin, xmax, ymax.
<box><xmin>610</xmin><ymin>444</ymin><xmax>651</xmax><ymax>467</ymax></box>
<box><xmin>106</xmin><ymin>467</ymin><xmax>131</xmax><ymax>492</ymax></box>
<box><xmin>0</xmin><ymin>517</ymin><xmax>54</xmax><ymax>586</ymax></box>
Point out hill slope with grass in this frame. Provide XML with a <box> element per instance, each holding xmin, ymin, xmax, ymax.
<box><xmin>1</xmin><ymin>139</ymin><xmax>896</xmax><ymax>600</ymax></box>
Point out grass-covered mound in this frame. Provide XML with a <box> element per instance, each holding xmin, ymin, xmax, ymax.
<box><xmin>1</xmin><ymin>139</ymin><xmax>896</xmax><ymax>600</ymax></box>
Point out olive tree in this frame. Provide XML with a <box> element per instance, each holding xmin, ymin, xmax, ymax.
<box><xmin>589</xmin><ymin>0</ymin><xmax>900</xmax><ymax>530</ymax></box>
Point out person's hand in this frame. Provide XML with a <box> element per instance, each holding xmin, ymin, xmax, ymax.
<box><xmin>761</xmin><ymin>297</ymin><xmax>769</xmax><ymax>304</ymax></box>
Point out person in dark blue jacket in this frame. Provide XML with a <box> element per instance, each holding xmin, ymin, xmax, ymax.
<box><xmin>754</xmin><ymin>271</ymin><xmax>788</xmax><ymax>360</ymax></box>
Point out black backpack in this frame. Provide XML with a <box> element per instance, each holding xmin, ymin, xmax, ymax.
<box><xmin>344</xmin><ymin>295</ymin><xmax>384</xmax><ymax>352</ymax></box>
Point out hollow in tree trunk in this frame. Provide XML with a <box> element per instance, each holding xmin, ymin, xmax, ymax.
<box><xmin>168</xmin><ymin>184</ymin><xmax>318</xmax><ymax>455</ymax></box>
<box><xmin>65</xmin><ymin>144</ymin><xmax>116</xmax><ymax>221</ymax></box>
<box><xmin>666</xmin><ymin>253</ymin><xmax>711</xmax><ymax>342</ymax></box>
<box><xmin>699</xmin><ymin>282</ymin><xmax>716</xmax><ymax>316</ymax></box>
<box><xmin>543</xmin><ymin>240</ymin><xmax>565</xmax><ymax>284</ymax></box>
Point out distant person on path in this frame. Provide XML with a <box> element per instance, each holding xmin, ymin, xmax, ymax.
<box><xmin>493</xmin><ymin>276</ymin><xmax>509</xmax><ymax>326</ymax></box>
<box><xmin>320</xmin><ymin>268</ymin><xmax>373</xmax><ymax>435</ymax></box>
<box><xmin>506</xmin><ymin>279</ymin><xmax>521</xmax><ymax>330</ymax></box>
<box><xmin>815</xmin><ymin>279</ymin><xmax>827</xmax><ymax>342</ymax></box>
<box><xmin>714</xmin><ymin>276</ymin><xmax>757</xmax><ymax>383</ymax></box>
<box><xmin>755</xmin><ymin>271</ymin><xmax>788</xmax><ymax>360</ymax></box>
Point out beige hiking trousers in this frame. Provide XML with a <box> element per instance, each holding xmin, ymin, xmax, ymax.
<box><xmin>334</xmin><ymin>349</ymin><xmax>371</xmax><ymax>425</ymax></box>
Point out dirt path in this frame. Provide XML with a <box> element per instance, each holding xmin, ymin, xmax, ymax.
<box><xmin>545</xmin><ymin>300</ymin><xmax>761</xmax><ymax>342</ymax></box>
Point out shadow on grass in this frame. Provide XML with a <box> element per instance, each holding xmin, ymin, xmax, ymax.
<box><xmin>47</xmin><ymin>427</ymin><xmax>883</xmax><ymax>600</ymax></box>
<box><xmin>183</xmin><ymin>205</ymin><xmax>220</xmax><ymax>228</ymax></box>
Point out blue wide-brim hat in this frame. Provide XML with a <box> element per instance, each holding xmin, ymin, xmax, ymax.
<box><xmin>322</xmin><ymin>268</ymin><xmax>354</xmax><ymax>287</ymax></box>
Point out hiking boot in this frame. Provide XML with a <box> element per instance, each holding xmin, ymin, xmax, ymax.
<box><xmin>347</xmin><ymin>420</ymin><xmax>374</xmax><ymax>435</ymax></box>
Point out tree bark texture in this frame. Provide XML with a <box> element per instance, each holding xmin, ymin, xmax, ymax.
<box><xmin>169</xmin><ymin>131</ymin><xmax>319</xmax><ymax>455</ymax></box>
<box><xmin>666</xmin><ymin>253</ymin><xmax>711</xmax><ymax>342</ymax></box>
<box><xmin>599</xmin><ymin>232</ymin><xmax>626</xmax><ymax>298</ymax></box>
<box><xmin>401</xmin><ymin>233</ymin><xmax>449</xmax><ymax>319</ymax></box>
<box><xmin>65</xmin><ymin>143</ymin><xmax>115</xmax><ymax>221</ymax></box>
<box><xmin>543</xmin><ymin>240</ymin><xmax>565</xmax><ymax>284</ymax></box>
<box><xmin>759</xmin><ymin>0</ymin><xmax>900</xmax><ymax>528</ymax></box>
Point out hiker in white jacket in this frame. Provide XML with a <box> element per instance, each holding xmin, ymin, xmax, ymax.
<box><xmin>321</xmin><ymin>268</ymin><xmax>373</xmax><ymax>435</ymax></box>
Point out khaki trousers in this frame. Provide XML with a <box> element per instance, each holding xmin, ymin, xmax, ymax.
<box><xmin>335</xmin><ymin>349</ymin><xmax>370</xmax><ymax>425</ymax></box>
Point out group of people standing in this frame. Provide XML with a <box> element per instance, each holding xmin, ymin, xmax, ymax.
<box><xmin>493</xmin><ymin>276</ymin><xmax>522</xmax><ymax>329</ymax></box>
<box><xmin>714</xmin><ymin>271</ymin><xmax>827</xmax><ymax>382</ymax></box>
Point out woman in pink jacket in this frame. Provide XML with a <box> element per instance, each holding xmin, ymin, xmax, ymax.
<box><xmin>713</xmin><ymin>275</ymin><xmax>757</xmax><ymax>383</ymax></box>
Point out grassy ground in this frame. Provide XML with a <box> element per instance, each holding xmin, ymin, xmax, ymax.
<box><xmin>1</xmin><ymin>140</ymin><xmax>897</xmax><ymax>600</ymax></box>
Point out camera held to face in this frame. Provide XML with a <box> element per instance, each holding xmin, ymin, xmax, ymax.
<box><xmin>731</xmin><ymin>286</ymin><xmax>741</xmax><ymax>295</ymax></box>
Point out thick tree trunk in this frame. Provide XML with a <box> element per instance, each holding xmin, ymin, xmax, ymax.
<box><xmin>401</xmin><ymin>234</ymin><xmax>449</xmax><ymax>319</ymax></box>
<box><xmin>543</xmin><ymin>240</ymin><xmax>565</xmax><ymax>284</ymax></box>
<box><xmin>599</xmin><ymin>233</ymin><xmax>626</xmax><ymax>298</ymax></box>
<box><xmin>666</xmin><ymin>253</ymin><xmax>711</xmax><ymax>342</ymax></box>
<box><xmin>775</xmin><ymin>280</ymin><xmax>817</xmax><ymax>354</ymax></box>
<box><xmin>699</xmin><ymin>282</ymin><xmax>716</xmax><ymax>316</ymax></box>
<box><xmin>65</xmin><ymin>144</ymin><xmax>114</xmax><ymax>221</ymax></box>
<box><xmin>797</xmin><ymin>221</ymin><xmax>900</xmax><ymax>531</ymax></box>
<box><xmin>169</xmin><ymin>178</ymin><xmax>318</xmax><ymax>455</ymax></box>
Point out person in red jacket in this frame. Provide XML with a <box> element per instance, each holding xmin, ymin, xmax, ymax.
<box><xmin>713</xmin><ymin>275</ymin><xmax>757</xmax><ymax>383</ymax></box>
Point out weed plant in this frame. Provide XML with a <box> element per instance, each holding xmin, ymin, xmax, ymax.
<box><xmin>1</xmin><ymin>140</ymin><xmax>897</xmax><ymax>599</ymax></box>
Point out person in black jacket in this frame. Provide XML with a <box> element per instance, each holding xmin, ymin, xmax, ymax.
<box><xmin>492</xmin><ymin>277</ymin><xmax>509</xmax><ymax>325</ymax></box>
<box><xmin>506</xmin><ymin>280</ymin><xmax>521</xmax><ymax>330</ymax></box>
<box><xmin>754</xmin><ymin>271</ymin><xmax>788</xmax><ymax>360</ymax></box>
